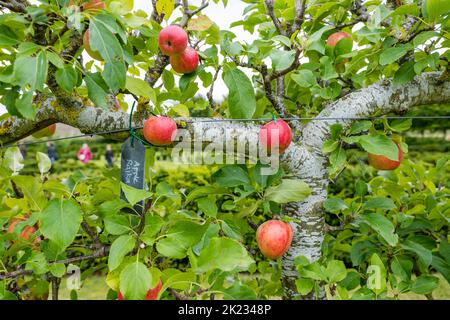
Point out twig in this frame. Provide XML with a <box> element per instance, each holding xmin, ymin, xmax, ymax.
<box><xmin>0</xmin><ymin>246</ymin><xmax>110</xmax><ymax>281</ymax></box>
<box><xmin>10</xmin><ymin>180</ymin><xmax>24</xmax><ymax>199</ymax></box>
<box><xmin>264</xmin><ymin>0</ymin><xmax>286</xmax><ymax>36</ymax></box>
<box><xmin>51</xmin><ymin>277</ymin><xmax>61</xmax><ymax>300</ymax></box>
<box><xmin>207</xmin><ymin>66</ymin><xmax>222</xmax><ymax>109</ymax></box>
<box><xmin>270</xmin><ymin>47</ymin><xmax>302</xmax><ymax>80</ymax></box>
<box><xmin>0</xmin><ymin>0</ymin><xmax>28</xmax><ymax>13</ymax></box>
<box><xmin>168</xmin><ymin>288</ymin><xmax>188</xmax><ymax>300</ymax></box>
<box><xmin>291</xmin><ymin>0</ymin><xmax>306</xmax><ymax>33</ymax></box>
<box><xmin>180</xmin><ymin>0</ymin><xmax>209</xmax><ymax>28</ymax></box>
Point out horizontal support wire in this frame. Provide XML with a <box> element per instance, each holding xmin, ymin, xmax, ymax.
<box><xmin>1</xmin><ymin>115</ymin><xmax>449</xmax><ymax>149</ymax></box>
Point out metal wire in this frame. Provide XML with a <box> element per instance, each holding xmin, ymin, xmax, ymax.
<box><xmin>1</xmin><ymin>115</ymin><xmax>450</xmax><ymax>149</ymax></box>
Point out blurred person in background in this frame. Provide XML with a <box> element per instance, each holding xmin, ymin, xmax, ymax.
<box><xmin>105</xmin><ymin>144</ymin><xmax>114</xmax><ymax>168</ymax></box>
<box><xmin>47</xmin><ymin>142</ymin><xmax>58</xmax><ymax>164</ymax></box>
<box><xmin>77</xmin><ymin>143</ymin><xmax>92</xmax><ymax>164</ymax></box>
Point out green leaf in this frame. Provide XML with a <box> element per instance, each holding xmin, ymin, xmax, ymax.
<box><xmin>49</xmin><ymin>263</ymin><xmax>66</xmax><ymax>278</ymax></box>
<box><xmin>334</xmin><ymin>37</ymin><xmax>353</xmax><ymax>56</ymax></box>
<box><xmin>3</xmin><ymin>147</ymin><xmax>24</xmax><ymax>174</ymax></box>
<box><xmin>0</xmin><ymin>25</ymin><xmax>19</xmax><ymax>46</ymax></box>
<box><xmin>272</xmin><ymin>35</ymin><xmax>291</xmax><ymax>47</ymax></box>
<box><xmin>36</xmin><ymin>152</ymin><xmax>51</xmax><ymax>175</ymax></box>
<box><xmin>125</xmin><ymin>76</ymin><xmax>156</xmax><ymax>103</ymax></box>
<box><xmin>223</xmin><ymin>283</ymin><xmax>257</xmax><ymax>299</ymax></box>
<box><xmin>324</xmin><ymin>198</ymin><xmax>348</xmax><ymax>212</ymax></box>
<box><xmin>15</xmin><ymin>91</ymin><xmax>35</xmax><ymax>120</ymax></box>
<box><xmin>329</xmin><ymin>146</ymin><xmax>346</xmax><ymax>171</ymax></box>
<box><xmin>85</xmin><ymin>72</ymin><xmax>109</xmax><ymax>109</ymax></box>
<box><xmin>39</xmin><ymin>199</ymin><xmax>83</xmax><ymax>251</ymax></box>
<box><xmin>56</xmin><ymin>65</ymin><xmax>78</xmax><ymax>92</ymax></box>
<box><xmin>422</xmin><ymin>0</ymin><xmax>450</xmax><ymax>22</ymax></box>
<box><xmin>326</xmin><ymin>260</ymin><xmax>347</xmax><ymax>283</ymax></box>
<box><xmin>141</xmin><ymin>215</ymin><xmax>165</xmax><ymax>245</ymax></box>
<box><xmin>411</xmin><ymin>275</ymin><xmax>439</xmax><ymax>294</ymax></box>
<box><xmin>109</xmin><ymin>235</ymin><xmax>135</xmax><ymax>271</ymax></box>
<box><xmin>270</xmin><ymin>49</ymin><xmax>296</xmax><ymax>71</ymax></box>
<box><xmin>319</xmin><ymin>56</ymin><xmax>338</xmax><ymax>80</ymax></box>
<box><xmin>46</xmin><ymin>51</ymin><xmax>65</xmax><ymax>69</ymax></box>
<box><xmin>413</xmin><ymin>31</ymin><xmax>440</xmax><ymax>47</ymax></box>
<box><xmin>195</xmin><ymin>237</ymin><xmax>254</xmax><ymax>273</ymax></box>
<box><xmin>156</xmin><ymin>220</ymin><xmax>207</xmax><ymax>259</ymax></box>
<box><xmin>264</xmin><ymin>179</ymin><xmax>311</xmax><ymax>204</ymax></box>
<box><xmin>156</xmin><ymin>0</ymin><xmax>175</xmax><ymax>20</ymax></box>
<box><xmin>13</xmin><ymin>51</ymin><xmax>48</xmax><ymax>91</ymax></box>
<box><xmin>25</xmin><ymin>253</ymin><xmax>49</xmax><ymax>275</ymax></box>
<box><xmin>389</xmin><ymin>118</ymin><xmax>412</xmax><ymax>132</ymax></box>
<box><xmin>402</xmin><ymin>239</ymin><xmax>433</xmax><ymax>267</ymax></box>
<box><xmin>214</xmin><ymin>165</ymin><xmax>250</xmax><ymax>187</ymax></box>
<box><xmin>197</xmin><ymin>197</ymin><xmax>218</xmax><ymax>217</ymax></box>
<box><xmin>291</xmin><ymin>69</ymin><xmax>317</xmax><ymax>88</ymax></box>
<box><xmin>362</xmin><ymin>213</ymin><xmax>398</xmax><ymax>246</ymax></box>
<box><xmin>89</xmin><ymin>15</ymin><xmax>126</xmax><ymax>91</ymax></box>
<box><xmin>170</xmin><ymin>104</ymin><xmax>189</xmax><ymax>118</ymax></box>
<box><xmin>185</xmin><ymin>186</ymin><xmax>228</xmax><ymax>203</ymax></box>
<box><xmin>161</xmin><ymin>270</ymin><xmax>196</xmax><ymax>291</ymax></box>
<box><xmin>379</xmin><ymin>46</ymin><xmax>410</xmax><ymax>65</ymax></box>
<box><xmin>104</xmin><ymin>214</ymin><xmax>131</xmax><ymax>235</ymax></box>
<box><xmin>349</xmin><ymin>121</ymin><xmax>372</xmax><ymax>135</ymax></box>
<box><xmin>368</xmin><ymin>253</ymin><xmax>387</xmax><ymax>294</ymax></box>
<box><xmin>295</xmin><ymin>278</ymin><xmax>314</xmax><ymax>295</ymax></box>
<box><xmin>223</xmin><ymin>68</ymin><xmax>256</xmax><ymax>119</ymax></box>
<box><xmin>358</xmin><ymin>135</ymin><xmax>399</xmax><ymax>161</ymax></box>
<box><xmin>393</xmin><ymin>61</ymin><xmax>415</xmax><ymax>86</ymax></box>
<box><xmin>363</xmin><ymin>197</ymin><xmax>397</xmax><ymax>210</ymax></box>
<box><xmin>119</xmin><ymin>261</ymin><xmax>152</xmax><ymax>300</ymax></box>
<box><xmin>120</xmin><ymin>182</ymin><xmax>152</xmax><ymax>206</ymax></box>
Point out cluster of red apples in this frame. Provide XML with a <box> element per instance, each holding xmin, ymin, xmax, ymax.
<box><xmin>158</xmin><ymin>25</ymin><xmax>199</xmax><ymax>74</ymax></box>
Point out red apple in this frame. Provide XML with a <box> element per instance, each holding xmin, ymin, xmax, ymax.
<box><xmin>83</xmin><ymin>30</ymin><xmax>103</xmax><ymax>61</ymax></box>
<box><xmin>118</xmin><ymin>280</ymin><xmax>163</xmax><ymax>300</ymax></box>
<box><xmin>81</xmin><ymin>0</ymin><xmax>105</xmax><ymax>11</ymax></box>
<box><xmin>32</xmin><ymin>124</ymin><xmax>56</xmax><ymax>138</ymax></box>
<box><xmin>256</xmin><ymin>220</ymin><xmax>293</xmax><ymax>260</ymax></box>
<box><xmin>158</xmin><ymin>25</ymin><xmax>188</xmax><ymax>56</ymax></box>
<box><xmin>7</xmin><ymin>218</ymin><xmax>39</xmax><ymax>243</ymax></box>
<box><xmin>259</xmin><ymin>119</ymin><xmax>292</xmax><ymax>154</ymax></box>
<box><xmin>143</xmin><ymin>116</ymin><xmax>177</xmax><ymax>146</ymax></box>
<box><xmin>170</xmin><ymin>47</ymin><xmax>199</xmax><ymax>74</ymax></box>
<box><xmin>368</xmin><ymin>142</ymin><xmax>403</xmax><ymax>170</ymax></box>
<box><xmin>326</xmin><ymin>31</ymin><xmax>351</xmax><ymax>47</ymax></box>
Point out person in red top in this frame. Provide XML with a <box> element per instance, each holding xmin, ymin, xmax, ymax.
<box><xmin>77</xmin><ymin>143</ymin><xmax>92</xmax><ymax>164</ymax></box>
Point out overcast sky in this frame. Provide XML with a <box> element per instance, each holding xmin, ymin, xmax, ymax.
<box><xmin>0</xmin><ymin>0</ymin><xmax>254</xmax><ymax>115</ymax></box>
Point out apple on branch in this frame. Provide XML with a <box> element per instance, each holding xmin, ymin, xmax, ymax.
<box><xmin>170</xmin><ymin>47</ymin><xmax>199</xmax><ymax>74</ymax></box>
<box><xmin>259</xmin><ymin>119</ymin><xmax>292</xmax><ymax>154</ymax></box>
<box><xmin>326</xmin><ymin>31</ymin><xmax>351</xmax><ymax>47</ymax></box>
<box><xmin>368</xmin><ymin>142</ymin><xmax>403</xmax><ymax>170</ymax></box>
<box><xmin>7</xmin><ymin>217</ymin><xmax>40</xmax><ymax>244</ymax></box>
<box><xmin>158</xmin><ymin>25</ymin><xmax>188</xmax><ymax>56</ymax></box>
<box><xmin>256</xmin><ymin>220</ymin><xmax>293</xmax><ymax>260</ymax></box>
<box><xmin>143</xmin><ymin>116</ymin><xmax>178</xmax><ymax>146</ymax></box>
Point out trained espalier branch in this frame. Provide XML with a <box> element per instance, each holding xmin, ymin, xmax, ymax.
<box><xmin>1</xmin><ymin>0</ymin><xmax>450</xmax><ymax>300</ymax></box>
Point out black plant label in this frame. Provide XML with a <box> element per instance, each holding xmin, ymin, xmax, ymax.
<box><xmin>120</xmin><ymin>137</ymin><xmax>146</xmax><ymax>214</ymax></box>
